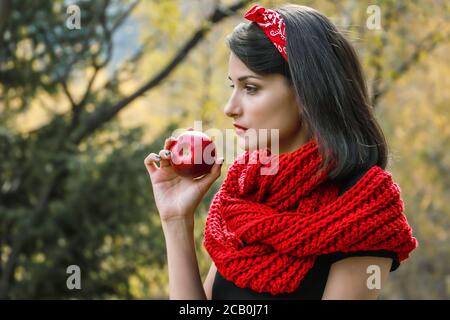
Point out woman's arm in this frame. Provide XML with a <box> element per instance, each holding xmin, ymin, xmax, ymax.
<box><xmin>162</xmin><ymin>217</ymin><xmax>207</xmax><ymax>300</ymax></box>
<box><xmin>321</xmin><ymin>256</ymin><xmax>392</xmax><ymax>300</ymax></box>
<box><xmin>203</xmin><ymin>262</ymin><xmax>217</xmax><ymax>300</ymax></box>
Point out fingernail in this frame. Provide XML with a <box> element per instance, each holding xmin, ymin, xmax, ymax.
<box><xmin>164</xmin><ymin>150</ymin><xmax>171</xmax><ymax>157</ymax></box>
<box><xmin>218</xmin><ymin>157</ymin><xmax>224</xmax><ymax>164</ymax></box>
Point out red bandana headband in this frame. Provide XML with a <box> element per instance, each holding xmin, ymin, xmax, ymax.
<box><xmin>243</xmin><ymin>4</ymin><xmax>288</xmax><ymax>62</ymax></box>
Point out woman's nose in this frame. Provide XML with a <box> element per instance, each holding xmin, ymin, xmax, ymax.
<box><xmin>224</xmin><ymin>97</ymin><xmax>242</xmax><ymax>118</ymax></box>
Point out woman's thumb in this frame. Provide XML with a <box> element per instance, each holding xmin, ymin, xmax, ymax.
<box><xmin>214</xmin><ymin>156</ymin><xmax>225</xmax><ymax>172</ymax></box>
<box><xmin>209</xmin><ymin>157</ymin><xmax>224</xmax><ymax>177</ymax></box>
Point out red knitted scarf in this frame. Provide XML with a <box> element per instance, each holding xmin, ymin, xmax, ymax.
<box><xmin>203</xmin><ymin>138</ymin><xmax>418</xmax><ymax>295</ymax></box>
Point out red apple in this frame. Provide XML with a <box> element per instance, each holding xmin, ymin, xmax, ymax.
<box><xmin>167</xmin><ymin>128</ymin><xmax>217</xmax><ymax>179</ymax></box>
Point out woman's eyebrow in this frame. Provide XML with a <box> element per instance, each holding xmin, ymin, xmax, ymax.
<box><xmin>227</xmin><ymin>75</ymin><xmax>262</xmax><ymax>82</ymax></box>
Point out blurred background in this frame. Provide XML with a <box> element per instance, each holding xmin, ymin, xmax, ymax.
<box><xmin>0</xmin><ymin>0</ymin><xmax>448</xmax><ymax>299</ymax></box>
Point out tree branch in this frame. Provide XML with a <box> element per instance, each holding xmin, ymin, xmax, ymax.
<box><xmin>66</xmin><ymin>0</ymin><xmax>120</xmax><ymax>134</ymax></box>
<box><xmin>72</xmin><ymin>0</ymin><xmax>251</xmax><ymax>144</ymax></box>
<box><xmin>0</xmin><ymin>0</ymin><xmax>250</xmax><ymax>298</ymax></box>
<box><xmin>372</xmin><ymin>26</ymin><xmax>448</xmax><ymax>107</ymax></box>
<box><xmin>368</xmin><ymin>2</ymin><xmax>400</xmax><ymax>109</ymax></box>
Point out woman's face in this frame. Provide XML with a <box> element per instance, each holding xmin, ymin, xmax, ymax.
<box><xmin>225</xmin><ymin>52</ymin><xmax>309</xmax><ymax>154</ymax></box>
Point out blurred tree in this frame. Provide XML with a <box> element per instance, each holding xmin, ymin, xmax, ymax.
<box><xmin>0</xmin><ymin>0</ymin><xmax>251</xmax><ymax>298</ymax></box>
<box><xmin>0</xmin><ymin>0</ymin><xmax>448</xmax><ymax>299</ymax></box>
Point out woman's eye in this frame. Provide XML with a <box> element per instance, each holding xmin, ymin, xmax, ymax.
<box><xmin>228</xmin><ymin>84</ymin><xmax>258</xmax><ymax>94</ymax></box>
<box><xmin>245</xmin><ymin>86</ymin><xmax>257</xmax><ymax>94</ymax></box>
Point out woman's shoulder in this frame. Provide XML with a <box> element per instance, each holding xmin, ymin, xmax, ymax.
<box><xmin>329</xmin><ymin>165</ymin><xmax>401</xmax><ymax>272</ymax></box>
<box><xmin>322</xmin><ymin>250</ymin><xmax>400</xmax><ymax>272</ymax></box>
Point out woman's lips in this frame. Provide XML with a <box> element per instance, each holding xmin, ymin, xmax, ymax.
<box><xmin>235</xmin><ymin>128</ymin><xmax>246</xmax><ymax>135</ymax></box>
<box><xmin>233</xmin><ymin>123</ymin><xmax>248</xmax><ymax>131</ymax></box>
<box><xmin>233</xmin><ymin>124</ymin><xmax>248</xmax><ymax>135</ymax></box>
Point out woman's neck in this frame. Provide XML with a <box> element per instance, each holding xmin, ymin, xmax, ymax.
<box><xmin>276</xmin><ymin>125</ymin><xmax>311</xmax><ymax>155</ymax></box>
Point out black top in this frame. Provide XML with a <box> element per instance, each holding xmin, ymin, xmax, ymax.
<box><xmin>212</xmin><ymin>166</ymin><xmax>400</xmax><ymax>300</ymax></box>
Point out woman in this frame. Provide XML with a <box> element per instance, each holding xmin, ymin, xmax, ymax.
<box><xmin>144</xmin><ymin>4</ymin><xmax>418</xmax><ymax>300</ymax></box>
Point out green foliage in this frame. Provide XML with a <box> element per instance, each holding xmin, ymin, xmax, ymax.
<box><xmin>1</xmin><ymin>0</ymin><xmax>130</xmax><ymax>111</ymax></box>
<box><xmin>0</xmin><ymin>0</ymin><xmax>448</xmax><ymax>299</ymax></box>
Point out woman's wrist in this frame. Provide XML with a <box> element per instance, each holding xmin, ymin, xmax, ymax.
<box><xmin>161</xmin><ymin>215</ymin><xmax>195</xmax><ymax>235</ymax></box>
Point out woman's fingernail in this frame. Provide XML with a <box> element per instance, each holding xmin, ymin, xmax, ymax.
<box><xmin>218</xmin><ymin>157</ymin><xmax>224</xmax><ymax>164</ymax></box>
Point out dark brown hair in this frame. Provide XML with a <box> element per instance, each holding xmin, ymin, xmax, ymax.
<box><xmin>226</xmin><ymin>4</ymin><xmax>388</xmax><ymax>183</ymax></box>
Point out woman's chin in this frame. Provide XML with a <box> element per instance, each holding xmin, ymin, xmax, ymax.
<box><xmin>236</xmin><ymin>130</ymin><xmax>273</xmax><ymax>152</ymax></box>
<box><xmin>237</xmin><ymin>135</ymin><xmax>250</xmax><ymax>151</ymax></box>
<box><xmin>238</xmin><ymin>137</ymin><xmax>260</xmax><ymax>153</ymax></box>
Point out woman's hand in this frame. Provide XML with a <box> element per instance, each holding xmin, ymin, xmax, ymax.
<box><xmin>144</xmin><ymin>136</ymin><xmax>224</xmax><ymax>223</ymax></box>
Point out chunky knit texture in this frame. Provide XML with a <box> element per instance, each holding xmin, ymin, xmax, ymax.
<box><xmin>203</xmin><ymin>138</ymin><xmax>418</xmax><ymax>295</ymax></box>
